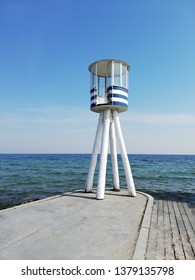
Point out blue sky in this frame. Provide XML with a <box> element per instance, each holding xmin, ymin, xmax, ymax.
<box><xmin>0</xmin><ymin>0</ymin><xmax>195</xmax><ymax>154</ymax></box>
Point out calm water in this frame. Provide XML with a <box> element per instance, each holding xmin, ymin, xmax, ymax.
<box><xmin>0</xmin><ymin>154</ymin><xmax>195</xmax><ymax>210</ymax></box>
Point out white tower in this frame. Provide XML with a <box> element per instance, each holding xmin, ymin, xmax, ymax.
<box><xmin>85</xmin><ymin>59</ymin><xmax>136</xmax><ymax>200</ymax></box>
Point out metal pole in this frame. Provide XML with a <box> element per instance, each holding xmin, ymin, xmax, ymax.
<box><xmin>109</xmin><ymin>112</ymin><xmax>120</xmax><ymax>190</ymax></box>
<box><xmin>113</xmin><ymin>110</ymin><xmax>136</xmax><ymax>196</ymax></box>
<box><xmin>96</xmin><ymin>109</ymin><xmax>111</xmax><ymax>199</ymax></box>
<box><xmin>85</xmin><ymin>112</ymin><xmax>103</xmax><ymax>192</ymax></box>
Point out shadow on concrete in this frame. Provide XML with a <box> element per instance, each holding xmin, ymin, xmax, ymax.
<box><xmin>62</xmin><ymin>188</ymin><xmax>134</xmax><ymax>200</ymax></box>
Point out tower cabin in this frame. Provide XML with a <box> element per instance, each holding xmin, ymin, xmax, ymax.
<box><xmin>89</xmin><ymin>59</ymin><xmax>129</xmax><ymax>113</ymax></box>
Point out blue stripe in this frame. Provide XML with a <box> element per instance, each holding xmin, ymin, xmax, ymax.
<box><xmin>112</xmin><ymin>101</ymin><xmax>128</xmax><ymax>108</ymax></box>
<box><xmin>90</xmin><ymin>103</ymin><xmax>108</xmax><ymax>108</ymax></box>
<box><xmin>108</xmin><ymin>93</ymin><xmax>128</xmax><ymax>101</ymax></box>
<box><xmin>90</xmin><ymin>95</ymin><xmax>97</xmax><ymax>101</ymax></box>
<box><xmin>90</xmin><ymin>87</ymin><xmax>97</xmax><ymax>94</ymax></box>
<box><xmin>91</xmin><ymin>101</ymin><xmax>128</xmax><ymax>109</ymax></box>
<box><xmin>107</xmin><ymin>85</ymin><xmax>128</xmax><ymax>93</ymax></box>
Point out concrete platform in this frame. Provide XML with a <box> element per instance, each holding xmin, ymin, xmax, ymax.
<box><xmin>0</xmin><ymin>189</ymin><xmax>153</xmax><ymax>260</ymax></box>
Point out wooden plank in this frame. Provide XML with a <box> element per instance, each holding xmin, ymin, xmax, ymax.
<box><xmin>173</xmin><ymin>202</ymin><xmax>194</xmax><ymax>259</ymax></box>
<box><xmin>156</xmin><ymin>200</ymin><xmax>165</xmax><ymax>259</ymax></box>
<box><xmin>192</xmin><ymin>207</ymin><xmax>195</xmax><ymax>217</ymax></box>
<box><xmin>145</xmin><ymin>200</ymin><xmax>158</xmax><ymax>260</ymax></box>
<box><xmin>163</xmin><ymin>201</ymin><xmax>175</xmax><ymax>259</ymax></box>
<box><xmin>182</xmin><ymin>203</ymin><xmax>195</xmax><ymax>232</ymax></box>
<box><xmin>167</xmin><ymin>201</ymin><xmax>185</xmax><ymax>260</ymax></box>
<box><xmin>145</xmin><ymin>200</ymin><xmax>195</xmax><ymax>260</ymax></box>
<box><xmin>179</xmin><ymin>203</ymin><xmax>195</xmax><ymax>258</ymax></box>
<box><xmin>181</xmin><ymin>214</ymin><xmax>195</xmax><ymax>258</ymax></box>
<box><xmin>177</xmin><ymin>202</ymin><xmax>185</xmax><ymax>215</ymax></box>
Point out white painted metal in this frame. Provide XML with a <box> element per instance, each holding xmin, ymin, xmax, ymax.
<box><xmin>113</xmin><ymin>110</ymin><xmax>136</xmax><ymax>197</ymax></box>
<box><xmin>111</xmin><ymin>60</ymin><xmax>114</xmax><ymax>85</ymax></box>
<box><xmin>85</xmin><ymin>112</ymin><xmax>103</xmax><ymax>192</ymax></box>
<box><xmin>109</xmin><ymin>114</ymin><xmax>120</xmax><ymax>190</ymax></box>
<box><xmin>120</xmin><ymin>62</ymin><xmax>122</xmax><ymax>86</ymax></box>
<box><xmin>96</xmin><ymin>110</ymin><xmax>111</xmax><ymax>199</ymax></box>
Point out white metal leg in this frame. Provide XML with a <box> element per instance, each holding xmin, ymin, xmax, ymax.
<box><xmin>109</xmin><ymin>113</ymin><xmax>120</xmax><ymax>190</ymax></box>
<box><xmin>85</xmin><ymin>112</ymin><xmax>103</xmax><ymax>192</ymax></box>
<box><xmin>96</xmin><ymin>110</ymin><xmax>111</xmax><ymax>199</ymax></box>
<box><xmin>113</xmin><ymin>110</ymin><xmax>136</xmax><ymax>196</ymax></box>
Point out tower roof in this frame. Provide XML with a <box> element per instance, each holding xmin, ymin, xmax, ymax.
<box><xmin>88</xmin><ymin>59</ymin><xmax>130</xmax><ymax>77</ymax></box>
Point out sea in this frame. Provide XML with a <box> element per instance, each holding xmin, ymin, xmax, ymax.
<box><xmin>0</xmin><ymin>154</ymin><xmax>195</xmax><ymax>210</ymax></box>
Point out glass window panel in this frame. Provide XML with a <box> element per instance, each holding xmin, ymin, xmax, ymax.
<box><xmin>98</xmin><ymin>76</ymin><xmax>106</xmax><ymax>96</ymax></box>
<box><xmin>114</xmin><ymin>61</ymin><xmax>120</xmax><ymax>85</ymax></box>
<box><xmin>90</xmin><ymin>72</ymin><xmax>95</xmax><ymax>90</ymax></box>
<box><xmin>107</xmin><ymin>76</ymin><xmax>111</xmax><ymax>89</ymax></box>
<box><xmin>122</xmin><ymin>64</ymin><xmax>127</xmax><ymax>88</ymax></box>
<box><xmin>91</xmin><ymin>64</ymin><xmax>97</xmax><ymax>91</ymax></box>
<box><xmin>106</xmin><ymin>62</ymin><xmax>112</xmax><ymax>89</ymax></box>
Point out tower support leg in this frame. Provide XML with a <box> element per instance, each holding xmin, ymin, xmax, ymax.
<box><xmin>109</xmin><ymin>113</ymin><xmax>120</xmax><ymax>190</ymax></box>
<box><xmin>113</xmin><ymin>110</ymin><xmax>136</xmax><ymax>197</ymax></box>
<box><xmin>96</xmin><ymin>109</ymin><xmax>111</xmax><ymax>199</ymax></box>
<box><xmin>85</xmin><ymin>112</ymin><xmax>103</xmax><ymax>192</ymax></box>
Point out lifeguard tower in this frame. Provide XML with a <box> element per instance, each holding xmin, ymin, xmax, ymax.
<box><xmin>85</xmin><ymin>59</ymin><xmax>136</xmax><ymax>199</ymax></box>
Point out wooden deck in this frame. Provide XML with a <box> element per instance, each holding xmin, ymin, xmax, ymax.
<box><xmin>145</xmin><ymin>200</ymin><xmax>195</xmax><ymax>260</ymax></box>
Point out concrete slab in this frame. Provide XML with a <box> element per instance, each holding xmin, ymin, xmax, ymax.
<box><xmin>0</xmin><ymin>189</ymin><xmax>150</xmax><ymax>260</ymax></box>
<box><xmin>133</xmin><ymin>192</ymin><xmax>154</xmax><ymax>260</ymax></box>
